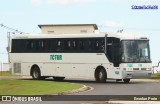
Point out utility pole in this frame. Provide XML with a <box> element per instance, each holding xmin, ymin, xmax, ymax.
<box><xmin>7</xmin><ymin>32</ymin><xmax>11</xmax><ymax>72</ymax></box>
<box><xmin>0</xmin><ymin>24</ymin><xmax>24</xmax><ymax>73</ymax></box>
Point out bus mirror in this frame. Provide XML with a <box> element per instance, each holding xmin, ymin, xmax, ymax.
<box><xmin>6</xmin><ymin>47</ymin><xmax>9</xmax><ymax>52</ymax></box>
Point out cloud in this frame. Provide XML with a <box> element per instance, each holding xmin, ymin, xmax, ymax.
<box><xmin>31</xmin><ymin>0</ymin><xmax>42</xmax><ymax>6</ymax></box>
<box><xmin>46</xmin><ymin>0</ymin><xmax>96</xmax><ymax>5</ymax></box>
<box><xmin>104</xmin><ymin>19</ymin><xmax>123</xmax><ymax>27</ymax></box>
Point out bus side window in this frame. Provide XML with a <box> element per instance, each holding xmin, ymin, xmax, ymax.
<box><xmin>83</xmin><ymin>39</ymin><xmax>89</xmax><ymax>51</ymax></box>
<box><xmin>37</xmin><ymin>40</ymin><xmax>44</xmax><ymax>51</ymax></box>
<box><xmin>68</xmin><ymin>40</ymin><xmax>72</xmax><ymax>50</ymax></box>
<box><xmin>26</xmin><ymin>40</ymin><xmax>32</xmax><ymax>51</ymax></box>
<box><xmin>12</xmin><ymin>39</ymin><xmax>26</xmax><ymax>52</ymax></box>
<box><xmin>94</xmin><ymin>39</ymin><xmax>104</xmax><ymax>52</ymax></box>
<box><xmin>99</xmin><ymin>39</ymin><xmax>104</xmax><ymax>51</ymax></box>
<box><xmin>26</xmin><ymin>39</ymin><xmax>36</xmax><ymax>51</ymax></box>
<box><xmin>69</xmin><ymin>40</ymin><xmax>75</xmax><ymax>50</ymax></box>
<box><xmin>44</xmin><ymin>40</ymin><xmax>49</xmax><ymax>51</ymax></box>
<box><xmin>63</xmin><ymin>39</ymin><xmax>76</xmax><ymax>52</ymax></box>
<box><xmin>88</xmin><ymin>39</ymin><xmax>92</xmax><ymax>51</ymax></box>
<box><xmin>76</xmin><ymin>39</ymin><xmax>83</xmax><ymax>50</ymax></box>
<box><xmin>64</xmin><ymin>39</ymin><xmax>68</xmax><ymax>51</ymax></box>
<box><xmin>56</xmin><ymin>40</ymin><xmax>64</xmax><ymax>52</ymax></box>
<box><xmin>56</xmin><ymin>40</ymin><xmax>61</xmax><ymax>51</ymax></box>
<box><xmin>50</xmin><ymin>39</ymin><xmax>58</xmax><ymax>52</ymax></box>
<box><xmin>95</xmin><ymin>40</ymin><xmax>99</xmax><ymax>50</ymax></box>
<box><xmin>89</xmin><ymin>39</ymin><xmax>96</xmax><ymax>51</ymax></box>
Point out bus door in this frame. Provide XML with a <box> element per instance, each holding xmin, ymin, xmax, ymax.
<box><xmin>105</xmin><ymin>36</ymin><xmax>121</xmax><ymax>67</ymax></box>
<box><xmin>112</xmin><ymin>43</ymin><xmax>121</xmax><ymax>67</ymax></box>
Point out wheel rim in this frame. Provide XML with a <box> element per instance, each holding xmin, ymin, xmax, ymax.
<box><xmin>99</xmin><ymin>71</ymin><xmax>103</xmax><ymax>80</ymax></box>
<box><xmin>33</xmin><ymin>70</ymin><xmax>39</xmax><ymax>78</ymax></box>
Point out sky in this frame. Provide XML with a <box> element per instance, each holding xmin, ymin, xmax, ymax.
<box><xmin>0</xmin><ymin>0</ymin><xmax>160</xmax><ymax>66</ymax></box>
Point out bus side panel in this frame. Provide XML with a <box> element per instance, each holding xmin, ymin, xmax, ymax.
<box><xmin>53</xmin><ymin>64</ymin><xmax>95</xmax><ymax>79</ymax></box>
<box><xmin>104</xmin><ymin>64</ymin><xmax>124</xmax><ymax>79</ymax></box>
<box><xmin>53</xmin><ymin>63</ymin><xmax>71</xmax><ymax>77</ymax></box>
<box><xmin>21</xmin><ymin>63</ymin><xmax>31</xmax><ymax>76</ymax></box>
<box><xmin>41</xmin><ymin>63</ymin><xmax>56</xmax><ymax>76</ymax></box>
<box><xmin>53</xmin><ymin>63</ymin><xmax>123</xmax><ymax>79</ymax></box>
<box><xmin>71</xmin><ymin>64</ymin><xmax>95</xmax><ymax>79</ymax></box>
<box><xmin>20</xmin><ymin>63</ymin><xmax>57</xmax><ymax>77</ymax></box>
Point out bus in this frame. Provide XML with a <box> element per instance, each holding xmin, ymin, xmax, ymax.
<box><xmin>9</xmin><ymin>33</ymin><xmax>152</xmax><ymax>83</ymax></box>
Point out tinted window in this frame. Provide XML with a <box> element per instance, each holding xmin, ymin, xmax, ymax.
<box><xmin>11</xmin><ymin>38</ymin><xmax>104</xmax><ymax>53</ymax></box>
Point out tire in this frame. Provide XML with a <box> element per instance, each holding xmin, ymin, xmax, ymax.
<box><xmin>123</xmin><ymin>79</ymin><xmax>130</xmax><ymax>83</ymax></box>
<box><xmin>31</xmin><ymin>66</ymin><xmax>41</xmax><ymax>80</ymax></box>
<box><xmin>95</xmin><ymin>68</ymin><xmax>107</xmax><ymax>83</ymax></box>
<box><xmin>53</xmin><ymin>77</ymin><xmax>65</xmax><ymax>81</ymax></box>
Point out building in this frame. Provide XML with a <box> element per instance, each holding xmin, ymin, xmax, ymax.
<box><xmin>0</xmin><ymin>63</ymin><xmax>9</xmax><ymax>71</ymax></box>
<box><xmin>38</xmin><ymin>24</ymin><xmax>98</xmax><ymax>34</ymax></box>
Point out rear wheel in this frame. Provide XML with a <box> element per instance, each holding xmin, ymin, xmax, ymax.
<box><xmin>31</xmin><ymin>66</ymin><xmax>41</xmax><ymax>80</ymax></box>
<box><xmin>123</xmin><ymin>79</ymin><xmax>130</xmax><ymax>83</ymax></box>
<box><xmin>53</xmin><ymin>77</ymin><xmax>65</xmax><ymax>81</ymax></box>
<box><xmin>95</xmin><ymin>67</ymin><xmax>107</xmax><ymax>83</ymax></box>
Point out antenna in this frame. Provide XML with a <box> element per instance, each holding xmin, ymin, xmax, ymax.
<box><xmin>0</xmin><ymin>24</ymin><xmax>24</xmax><ymax>34</ymax></box>
<box><xmin>117</xmin><ymin>29</ymin><xmax>123</xmax><ymax>33</ymax></box>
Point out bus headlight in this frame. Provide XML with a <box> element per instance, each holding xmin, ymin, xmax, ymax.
<box><xmin>147</xmin><ymin>68</ymin><xmax>152</xmax><ymax>71</ymax></box>
<box><xmin>127</xmin><ymin>68</ymin><xmax>132</xmax><ymax>71</ymax></box>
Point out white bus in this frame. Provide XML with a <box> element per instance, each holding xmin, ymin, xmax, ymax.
<box><xmin>9</xmin><ymin>33</ymin><xmax>152</xmax><ymax>83</ymax></box>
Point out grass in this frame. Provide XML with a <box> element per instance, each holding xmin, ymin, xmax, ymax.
<box><xmin>0</xmin><ymin>71</ymin><xmax>15</xmax><ymax>76</ymax></box>
<box><xmin>150</xmin><ymin>73</ymin><xmax>160</xmax><ymax>79</ymax></box>
<box><xmin>0</xmin><ymin>80</ymin><xmax>82</xmax><ymax>95</ymax></box>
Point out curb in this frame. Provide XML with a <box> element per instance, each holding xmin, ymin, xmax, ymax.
<box><xmin>57</xmin><ymin>85</ymin><xmax>93</xmax><ymax>95</ymax></box>
<box><xmin>132</xmin><ymin>79</ymin><xmax>160</xmax><ymax>82</ymax></box>
<box><xmin>53</xmin><ymin>85</ymin><xmax>93</xmax><ymax>95</ymax></box>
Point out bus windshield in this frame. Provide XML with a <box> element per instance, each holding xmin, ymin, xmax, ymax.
<box><xmin>121</xmin><ymin>40</ymin><xmax>151</xmax><ymax>63</ymax></box>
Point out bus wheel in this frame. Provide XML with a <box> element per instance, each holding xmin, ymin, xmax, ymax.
<box><xmin>123</xmin><ymin>79</ymin><xmax>130</xmax><ymax>83</ymax></box>
<box><xmin>53</xmin><ymin>77</ymin><xmax>65</xmax><ymax>81</ymax></box>
<box><xmin>95</xmin><ymin>67</ymin><xmax>107</xmax><ymax>83</ymax></box>
<box><xmin>31</xmin><ymin>66</ymin><xmax>41</xmax><ymax>80</ymax></box>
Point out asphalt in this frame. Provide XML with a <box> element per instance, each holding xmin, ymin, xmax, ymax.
<box><xmin>1</xmin><ymin>77</ymin><xmax>160</xmax><ymax>104</ymax></box>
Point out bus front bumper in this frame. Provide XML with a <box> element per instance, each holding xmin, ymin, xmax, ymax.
<box><xmin>122</xmin><ymin>71</ymin><xmax>133</xmax><ymax>79</ymax></box>
<box><xmin>132</xmin><ymin>70</ymin><xmax>152</xmax><ymax>79</ymax></box>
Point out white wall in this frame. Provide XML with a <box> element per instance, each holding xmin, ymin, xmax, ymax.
<box><xmin>41</xmin><ymin>25</ymin><xmax>95</xmax><ymax>34</ymax></box>
<box><xmin>0</xmin><ymin>63</ymin><xmax>9</xmax><ymax>71</ymax></box>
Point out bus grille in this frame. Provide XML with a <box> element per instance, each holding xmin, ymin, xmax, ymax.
<box><xmin>133</xmin><ymin>68</ymin><xmax>139</xmax><ymax>70</ymax></box>
<box><xmin>13</xmin><ymin>63</ymin><xmax>21</xmax><ymax>73</ymax></box>
<box><xmin>141</xmin><ymin>68</ymin><xmax>146</xmax><ymax>70</ymax></box>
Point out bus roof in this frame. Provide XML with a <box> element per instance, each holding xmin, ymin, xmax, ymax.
<box><xmin>11</xmin><ymin>32</ymin><xmax>149</xmax><ymax>40</ymax></box>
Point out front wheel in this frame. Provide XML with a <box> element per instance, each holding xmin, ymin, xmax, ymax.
<box><xmin>123</xmin><ymin>79</ymin><xmax>130</xmax><ymax>83</ymax></box>
<box><xmin>95</xmin><ymin>68</ymin><xmax>107</xmax><ymax>83</ymax></box>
